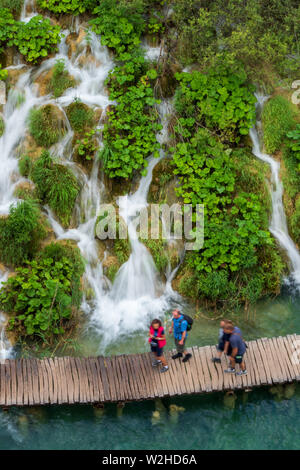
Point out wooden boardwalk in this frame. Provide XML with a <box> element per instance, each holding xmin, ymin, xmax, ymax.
<box><xmin>0</xmin><ymin>334</ymin><xmax>300</xmax><ymax>406</ymax></box>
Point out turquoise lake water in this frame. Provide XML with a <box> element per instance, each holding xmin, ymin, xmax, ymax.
<box><xmin>1</xmin><ymin>289</ymin><xmax>300</xmax><ymax>450</ymax></box>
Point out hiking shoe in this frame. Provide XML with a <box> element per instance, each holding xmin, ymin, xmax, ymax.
<box><xmin>172</xmin><ymin>353</ymin><xmax>183</xmax><ymax>360</ymax></box>
<box><xmin>160</xmin><ymin>366</ymin><xmax>169</xmax><ymax>373</ymax></box>
<box><xmin>224</xmin><ymin>367</ymin><xmax>236</xmax><ymax>373</ymax></box>
<box><xmin>182</xmin><ymin>353</ymin><xmax>192</xmax><ymax>363</ymax></box>
<box><xmin>152</xmin><ymin>360</ymin><xmax>162</xmax><ymax>367</ymax></box>
<box><xmin>212</xmin><ymin>357</ymin><xmax>221</xmax><ymax>363</ymax></box>
<box><xmin>236</xmin><ymin>369</ymin><xmax>247</xmax><ymax>376</ymax></box>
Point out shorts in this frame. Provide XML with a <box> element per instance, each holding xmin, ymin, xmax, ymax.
<box><xmin>151</xmin><ymin>345</ymin><xmax>164</xmax><ymax>357</ymax></box>
<box><xmin>175</xmin><ymin>337</ymin><xmax>186</xmax><ymax>353</ymax></box>
<box><xmin>232</xmin><ymin>354</ymin><xmax>245</xmax><ymax>364</ymax></box>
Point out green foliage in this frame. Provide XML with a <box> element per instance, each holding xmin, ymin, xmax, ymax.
<box><xmin>32</xmin><ymin>150</ymin><xmax>80</xmax><ymax>226</ymax></box>
<box><xmin>49</xmin><ymin>59</ymin><xmax>75</xmax><ymax>98</ymax></box>
<box><xmin>18</xmin><ymin>154</ymin><xmax>33</xmax><ymax>178</ymax></box>
<box><xmin>66</xmin><ymin>100</ymin><xmax>94</xmax><ymax>133</ymax></box>
<box><xmin>142</xmin><ymin>238</ymin><xmax>169</xmax><ymax>273</ymax></box>
<box><xmin>0</xmin><ymin>199</ymin><xmax>46</xmax><ymax>266</ymax></box>
<box><xmin>37</xmin><ymin>0</ymin><xmax>86</xmax><ymax>15</ymax></box>
<box><xmin>262</xmin><ymin>95</ymin><xmax>296</xmax><ymax>153</ymax></box>
<box><xmin>174</xmin><ymin>67</ymin><xmax>256</xmax><ymax>143</ymax></box>
<box><xmin>0</xmin><ymin>9</ymin><xmax>61</xmax><ymax>62</ymax></box>
<box><xmin>0</xmin><ymin>0</ymin><xmax>23</xmax><ymax>14</ymax></box>
<box><xmin>0</xmin><ymin>115</ymin><xmax>4</xmax><ymax>137</ymax></box>
<box><xmin>90</xmin><ymin>0</ymin><xmax>146</xmax><ymax>56</ymax></box>
<box><xmin>171</xmin><ymin>0</ymin><xmax>300</xmax><ymax>80</ymax></box>
<box><xmin>286</xmin><ymin>124</ymin><xmax>300</xmax><ymax>170</ymax></box>
<box><xmin>0</xmin><ymin>251</ymin><xmax>84</xmax><ymax>340</ymax></box>
<box><xmin>0</xmin><ymin>65</ymin><xmax>8</xmax><ymax>81</ymax></box>
<box><xmin>100</xmin><ymin>67</ymin><xmax>161</xmax><ymax>178</ymax></box>
<box><xmin>76</xmin><ymin>129</ymin><xmax>98</xmax><ymax>161</ymax></box>
<box><xmin>29</xmin><ymin>104</ymin><xmax>66</xmax><ymax>148</ymax></box>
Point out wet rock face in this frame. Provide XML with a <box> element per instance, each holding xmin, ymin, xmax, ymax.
<box><xmin>0</xmin><ymin>81</ymin><xmax>6</xmax><ymax>106</ymax></box>
<box><xmin>34</xmin><ymin>69</ymin><xmax>53</xmax><ymax>96</ymax></box>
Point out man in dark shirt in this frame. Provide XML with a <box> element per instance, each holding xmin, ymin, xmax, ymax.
<box><xmin>223</xmin><ymin>324</ymin><xmax>247</xmax><ymax>376</ymax></box>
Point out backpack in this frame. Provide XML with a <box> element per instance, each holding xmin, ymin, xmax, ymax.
<box><xmin>179</xmin><ymin>314</ymin><xmax>193</xmax><ymax>331</ymax></box>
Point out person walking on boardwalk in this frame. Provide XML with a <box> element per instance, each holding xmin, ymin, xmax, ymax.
<box><xmin>149</xmin><ymin>319</ymin><xmax>169</xmax><ymax>373</ymax></box>
<box><xmin>169</xmin><ymin>309</ymin><xmax>192</xmax><ymax>363</ymax></box>
<box><xmin>212</xmin><ymin>318</ymin><xmax>231</xmax><ymax>363</ymax></box>
<box><xmin>223</xmin><ymin>323</ymin><xmax>247</xmax><ymax>376</ymax></box>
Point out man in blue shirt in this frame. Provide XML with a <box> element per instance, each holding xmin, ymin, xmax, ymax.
<box><xmin>223</xmin><ymin>323</ymin><xmax>247</xmax><ymax>376</ymax></box>
<box><xmin>169</xmin><ymin>309</ymin><xmax>192</xmax><ymax>362</ymax></box>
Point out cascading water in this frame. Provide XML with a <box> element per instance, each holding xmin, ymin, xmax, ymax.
<box><xmin>250</xmin><ymin>93</ymin><xmax>300</xmax><ymax>287</ymax></box>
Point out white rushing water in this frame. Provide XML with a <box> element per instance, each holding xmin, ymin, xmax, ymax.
<box><xmin>250</xmin><ymin>93</ymin><xmax>300</xmax><ymax>287</ymax></box>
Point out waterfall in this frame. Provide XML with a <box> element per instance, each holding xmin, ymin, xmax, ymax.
<box><xmin>250</xmin><ymin>93</ymin><xmax>300</xmax><ymax>287</ymax></box>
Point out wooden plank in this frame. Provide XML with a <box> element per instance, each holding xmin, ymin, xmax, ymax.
<box><xmin>97</xmin><ymin>356</ymin><xmax>111</xmax><ymax>401</ymax></box>
<box><xmin>21</xmin><ymin>359</ymin><xmax>29</xmax><ymax>406</ymax></box>
<box><xmin>48</xmin><ymin>358</ymin><xmax>58</xmax><ymax>404</ymax></box>
<box><xmin>25</xmin><ymin>359</ymin><xmax>34</xmax><ymax>406</ymax></box>
<box><xmin>289</xmin><ymin>334</ymin><xmax>300</xmax><ymax>378</ymax></box>
<box><xmin>269</xmin><ymin>338</ymin><xmax>288</xmax><ymax>383</ymax></box>
<box><xmin>35</xmin><ymin>360</ymin><xmax>44</xmax><ymax>405</ymax></box>
<box><xmin>204</xmin><ymin>346</ymin><xmax>219</xmax><ymax>392</ymax></box>
<box><xmin>9</xmin><ymin>360</ymin><xmax>17</xmax><ymax>406</ymax></box>
<box><xmin>282</xmin><ymin>335</ymin><xmax>300</xmax><ymax>380</ymax></box>
<box><xmin>54</xmin><ymin>357</ymin><xmax>63</xmax><ymax>404</ymax></box>
<box><xmin>31</xmin><ymin>359</ymin><xmax>40</xmax><ymax>405</ymax></box>
<box><xmin>110</xmin><ymin>355</ymin><xmax>124</xmax><ymax>402</ymax></box>
<box><xmin>0</xmin><ymin>363</ymin><xmax>4</xmax><ymax>405</ymax></box>
<box><xmin>63</xmin><ymin>357</ymin><xmax>74</xmax><ymax>404</ymax></box>
<box><xmin>4</xmin><ymin>360</ymin><xmax>12</xmax><ymax>406</ymax></box>
<box><xmin>244</xmin><ymin>342</ymin><xmax>258</xmax><ymax>387</ymax></box>
<box><xmin>57</xmin><ymin>357</ymin><xmax>68</xmax><ymax>404</ymax></box>
<box><xmin>42</xmin><ymin>359</ymin><xmax>51</xmax><ymax>404</ymax></box>
<box><xmin>40</xmin><ymin>359</ymin><xmax>49</xmax><ymax>404</ymax></box>
<box><xmin>191</xmin><ymin>347</ymin><xmax>206</xmax><ymax>393</ymax></box>
<box><xmin>260</xmin><ymin>338</ymin><xmax>280</xmax><ymax>383</ymax></box>
<box><xmin>199</xmin><ymin>346</ymin><xmax>213</xmax><ymax>392</ymax></box>
<box><xmin>92</xmin><ymin>357</ymin><xmax>105</xmax><ymax>402</ymax></box>
<box><xmin>81</xmin><ymin>358</ymin><xmax>92</xmax><ymax>403</ymax></box>
<box><xmin>186</xmin><ymin>348</ymin><xmax>201</xmax><ymax>394</ymax></box>
<box><xmin>103</xmin><ymin>356</ymin><xmax>118</xmax><ymax>402</ymax></box>
<box><xmin>122</xmin><ymin>354</ymin><xmax>137</xmax><ymax>399</ymax></box>
<box><xmin>74</xmin><ymin>357</ymin><xmax>87</xmax><ymax>403</ymax></box>
<box><xmin>88</xmin><ymin>357</ymin><xmax>100</xmax><ymax>403</ymax></box>
<box><xmin>16</xmin><ymin>359</ymin><xmax>24</xmax><ymax>406</ymax></box>
<box><xmin>209</xmin><ymin>345</ymin><xmax>223</xmax><ymax>391</ymax></box>
<box><xmin>165</xmin><ymin>350</ymin><xmax>180</xmax><ymax>396</ymax></box>
<box><xmin>248</xmin><ymin>340</ymin><xmax>265</xmax><ymax>386</ymax></box>
<box><xmin>140</xmin><ymin>353</ymin><xmax>156</xmax><ymax>399</ymax></box>
<box><xmin>275</xmin><ymin>336</ymin><xmax>294</xmax><ymax>382</ymax></box>
<box><xmin>85</xmin><ymin>358</ymin><xmax>96</xmax><ymax>403</ymax></box>
<box><xmin>117</xmin><ymin>354</ymin><xmax>132</xmax><ymax>401</ymax></box>
<box><xmin>255</xmin><ymin>339</ymin><xmax>272</xmax><ymax>385</ymax></box>
<box><xmin>162</xmin><ymin>351</ymin><xmax>178</xmax><ymax>396</ymax></box>
<box><xmin>69</xmin><ymin>357</ymin><xmax>80</xmax><ymax>403</ymax></box>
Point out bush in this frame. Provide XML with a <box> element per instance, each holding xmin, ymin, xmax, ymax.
<box><xmin>66</xmin><ymin>100</ymin><xmax>94</xmax><ymax>133</ymax></box>
<box><xmin>18</xmin><ymin>154</ymin><xmax>33</xmax><ymax>178</ymax></box>
<box><xmin>0</xmin><ymin>251</ymin><xmax>84</xmax><ymax>340</ymax></box>
<box><xmin>29</xmin><ymin>104</ymin><xmax>66</xmax><ymax>148</ymax></box>
<box><xmin>262</xmin><ymin>95</ymin><xmax>296</xmax><ymax>153</ymax></box>
<box><xmin>32</xmin><ymin>150</ymin><xmax>80</xmax><ymax>226</ymax></box>
<box><xmin>37</xmin><ymin>0</ymin><xmax>86</xmax><ymax>15</ymax></box>
<box><xmin>0</xmin><ymin>115</ymin><xmax>4</xmax><ymax>137</ymax></box>
<box><xmin>0</xmin><ymin>0</ymin><xmax>23</xmax><ymax>14</ymax></box>
<box><xmin>174</xmin><ymin>66</ymin><xmax>256</xmax><ymax>143</ymax></box>
<box><xmin>0</xmin><ymin>199</ymin><xmax>47</xmax><ymax>266</ymax></box>
<box><xmin>49</xmin><ymin>59</ymin><xmax>75</xmax><ymax>98</ymax></box>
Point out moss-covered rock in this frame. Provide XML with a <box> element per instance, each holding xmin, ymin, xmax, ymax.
<box><xmin>28</xmin><ymin>104</ymin><xmax>67</xmax><ymax>148</ymax></box>
<box><xmin>66</xmin><ymin>101</ymin><xmax>95</xmax><ymax>133</ymax></box>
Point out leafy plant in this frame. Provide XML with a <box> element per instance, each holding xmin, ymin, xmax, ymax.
<box><xmin>76</xmin><ymin>129</ymin><xmax>98</xmax><ymax>161</ymax></box>
<box><xmin>0</xmin><ymin>65</ymin><xmax>7</xmax><ymax>81</ymax></box>
<box><xmin>13</xmin><ymin>16</ymin><xmax>61</xmax><ymax>63</ymax></box>
<box><xmin>32</xmin><ymin>150</ymin><xmax>80</xmax><ymax>226</ymax></box>
<box><xmin>37</xmin><ymin>0</ymin><xmax>86</xmax><ymax>15</ymax></box>
<box><xmin>286</xmin><ymin>124</ymin><xmax>300</xmax><ymax>169</ymax></box>
<box><xmin>0</xmin><ymin>253</ymin><xmax>84</xmax><ymax>340</ymax></box>
<box><xmin>174</xmin><ymin>66</ymin><xmax>256</xmax><ymax>143</ymax></box>
<box><xmin>0</xmin><ymin>199</ymin><xmax>47</xmax><ymax>266</ymax></box>
<box><xmin>28</xmin><ymin>104</ymin><xmax>66</xmax><ymax>148</ymax></box>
